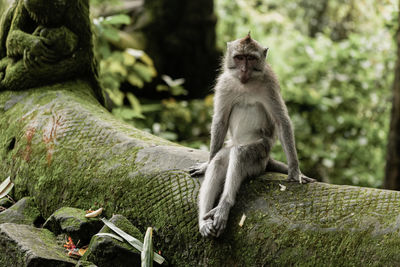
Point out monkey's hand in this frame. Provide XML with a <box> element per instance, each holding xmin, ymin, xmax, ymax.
<box><xmin>287</xmin><ymin>170</ymin><xmax>316</xmax><ymax>184</ymax></box>
<box><xmin>203</xmin><ymin>203</ymin><xmax>230</xmax><ymax>237</ymax></box>
<box><xmin>189</xmin><ymin>162</ymin><xmax>208</xmax><ymax>177</ymax></box>
<box><xmin>199</xmin><ymin>218</ymin><xmax>216</xmax><ymax>237</ymax></box>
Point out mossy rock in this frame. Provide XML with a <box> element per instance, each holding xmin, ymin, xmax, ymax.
<box><xmin>75</xmin><ymin>259</ymin><xmax>97</xmax><ymax>267</ymax></box>
<box><xmin>3</xmin><ymin>80</ymin><xmax>400</xmax><ymax>265</ymax></box>
<box><xmin>43</xmin><ymin>207</ymin><xmax>103</xmax><ymax>245</ymax></box>
<box><xmin>0</xmin><ymin>197</ymin><xmax>13</xmax><ymax>209</ymax></box>
<box><xmin>82</xmin><ymin>214</ymin><xmax>145</xmax><ymax>267</ymax></box>
<box><xmin>0</xmin><ymin>196</ymin><xmax>43</xmax><ymax>225</ymax></box>
<box><xmin>0</xmin><ymin>223</ymin><xmax>76</xmax><ymax>266</ymax></box>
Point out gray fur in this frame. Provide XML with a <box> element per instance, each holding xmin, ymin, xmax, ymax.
<box><xmin>189</xmin><ymin>35</ymin><xmax>315</xmax><ymax>238</ymax></box>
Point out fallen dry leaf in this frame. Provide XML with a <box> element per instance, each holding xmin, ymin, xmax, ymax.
<box><xmin>85</xmin><ymin>207</ymin><xmax>103</xmax><ymax>218</ymax></box>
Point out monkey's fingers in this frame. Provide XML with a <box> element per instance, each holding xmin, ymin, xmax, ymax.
<box><xmin>189</xmin><ymin>164</ymin><xmax>206</xmax><ymax>177</ymax></box>
<box><xmin>201</xmin><ymin>227</ymin><xmax>216</xmax><ymax>237</ymax></box>
<box><xmin>300</xmin><ymin>175</ymin><xmax>316</xmax><ymax>183</ymax></box>
<box><xmin>189</xmin><ymin>169</ymin><xmax>203</xmax><ymax>177</ymax></box>
<box><xmin>203</xmin><ymin>209</ymin><xmax>217</xmax><ymax>221</ymax></box>
<box><xmin>214</xmin><ymin>219</ymin><xmax>227</xmax><ymax>237</ymax></box>
<box><xmin>286</xmin><ymin>175</ymin><xmax>316</xmax><ymax>184</ymax></box>
<box><xmin>200</xmin><ymin>220</ymin><xmax>217</xmax><ymax>237</ymax></box>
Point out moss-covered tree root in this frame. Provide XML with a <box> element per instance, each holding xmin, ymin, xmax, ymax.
<box><xmin>1</xmin><ymin>81</ymin><xmax>400</xmax><ymax>265</ymax></box>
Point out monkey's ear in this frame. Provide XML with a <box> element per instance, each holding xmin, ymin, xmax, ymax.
<box><xmin>263</xmin><ymin>47</ymin><xmax>269</xmax><ymax>58</ymax></box>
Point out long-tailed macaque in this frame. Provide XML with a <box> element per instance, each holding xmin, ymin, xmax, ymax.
<box><xmin>190</xmin><ymin>33</ymin><xmax>315</xmax><ymax>238</ymax></box>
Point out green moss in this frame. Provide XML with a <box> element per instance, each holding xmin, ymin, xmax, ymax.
<box><xmin>2</xmin><ymin>84</ymin><xmax>400</xmax><ymax>265</ymax></box>
<box><xmin>0</xmin><ymin>0</ymin><xmax>104</xmax><ymax>104</ymax></box>
<box><xmin>0</xmin><ymin>224</ymin><xmax>75</xmax><ymax>266</ymax></box>
<box><xmin>0</xmin><ymin>197</ymin><xmax>41</xmax><ymax>225</ymax></box>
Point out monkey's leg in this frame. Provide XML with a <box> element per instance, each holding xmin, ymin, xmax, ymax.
<box><xmin>205</xmin><ymin>142</ymin><xmax>268</xmax><ymax>237</ymax></box>
<box><xmin>198</xmin><ymin>147</ymin><xmax>230</xmax><ymax>237</ymax></box>
<box><xmin>266</xmin><ymin>158</ymin><xmax>289</xmax><ymax>173</ymax></box>
<box><xmin>266</xmin><ymin>158</ymin><xmax>315</xmax><ymax>183</ymax></box>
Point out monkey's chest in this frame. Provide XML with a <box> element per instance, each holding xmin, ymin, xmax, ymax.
<box><xmin>228</xmin><ymin>102</ymin><xmax>272</xmax><ymax>145</ymax></box>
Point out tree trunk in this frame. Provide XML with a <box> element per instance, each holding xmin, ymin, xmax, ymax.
<box><xmin>2</xmin><ymin>82</ymin><xmax>400</xmax><ymax>265</ymax></box>
<box><xmin>138</xmin><ymin>0</ymin><xmax>220</xmax><ymax>98</ymax></box>
<box><xmin>384</xmin><ymin>5</ymin><xmax>400</xmax><ymax>190</ymax></box>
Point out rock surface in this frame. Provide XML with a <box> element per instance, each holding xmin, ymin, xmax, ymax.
<box><xmin>82</xmin><ymin>214</ymin><xmax>145</xmax><ymax>267</ymax></box>
<box><xmin>43</xmin><ymin>207</ymin><xmax>103</xmax><ymax>245</ymax></box>
<box><xmin>3</xmin><ymin>79</ymin><xmax>400</xmax><ymax>265</ymax></box>
<box><xmin>0</xmin><ymin>197</ymin><xmax>42</xmax><ymax>225</ymax></box>
<box><xmin>0</xmin><ymin>197</ymin><xmax>13</xmax><ymax>209</ymax></box>
<box><xmin>0</xmin><ymin>223</ymin><xmax>76</xmax><ymax>267</ymax></box>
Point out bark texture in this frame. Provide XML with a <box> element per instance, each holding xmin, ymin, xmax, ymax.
<box><xmin>139</xmin><ymin>0</ymin><xmax>220</xmax><ymax>98</ymax></box>
<box><xmin>385</xmin><ymin>6</ymin><xmax>400</xmax><ymax>190</ymax></box>
<box><xmin>1</xmin><ymin>81</ymin><xmax>400</xmax><ymax>265</ymax></box>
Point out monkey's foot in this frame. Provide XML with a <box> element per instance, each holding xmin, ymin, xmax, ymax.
<box><xmin>286</xmin><ymin>173</ymin><xmax>316</xmax><ymax>184</ymax></box>
<box><xmin>189</xmin><ymin>162</ymin><xmax>208</xmax><ymax>177</ymax></box>
<box><xmin>203</xmin><ymin>204</ymin><xmax>230</xmax><ymax>237</ymax></box>
<box><xmin>199</xmin><ymin>218</ymin><xmax>216</xmax><ymax>237</ymax></box>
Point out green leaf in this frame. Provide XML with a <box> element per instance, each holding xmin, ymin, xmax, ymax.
<box><xmin>94</xmin><ymin>233</ymin><xmax>124</xmax><ymax>242</ymax></box>
<box><xmin>132</xmin><ymin>63</ymin><xmax>155</xmax><ymax>83</ymax></box>
<box><xmin>127</xmin><ymin>73</ymin><xmax>144</xmax><ymax>88</ymax></box>
<box><xmin>105</xmin><ymin>87</ymin><xmax>124</xmax><ymax>106</ymax></box>
<box><xmin>103</xmin><ymin>27</ymin><xmax>120</xmax><ymax>42</ymax></box>
<box><xmin>170</xmin><ymin>85</ymin><xmax>188</xmax><ymax>96</ymax></box>
<box><xmin>101</xmin><ymin>218</ymin><xmax>165</xmax><ymax>265</ymax></box>
<box><xmin>113</xmin><ymin>107</ymin><xmax>144</xmax><ymax>120</ymax></box>
<box><xmin>0</xmin><ymin>176</ymin><xmax>14</xmax><ymax>199</ymax></box>
<box><xmin>156</xmin><ymin>84</ymin><xmax>169</xmax><ymax>92</ymax></box>
<box><xmin>141</xmin><ymin>227</ymin><xmax>153</xmax><ymax>267</ymax></box>
<box><xmin>126</xmin><ymin>93</ymin><xmax>144</xmax><ymax>118</ymax></box>
<box><xmin>140</xmin><ymin>104</ymin><xmax>162</xmax><ymax>113</ymax></box>
<box><xmin>102</xmin><ymin>14</ymin><xmax>131</xmax><ymax>25</ymax></box>
<box><xmin>109</xmin><ymin>61</ymin><xmax>127</xmax><ymax>76</ymax></box>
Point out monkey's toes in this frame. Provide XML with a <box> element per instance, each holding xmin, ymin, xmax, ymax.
<box><xmin>286</xmin><ymin>175</ymin><xmax>316</xmax><ymax>184</ymax></box>
<box><xmin>213</xmin><ymin>218</ymin><xmax>227</xmax><ymax>237</ymax></box>
<box><xmin>189</xmin><ymin>163</ymin><xmax>207</xmax><ymax>177</ymax></box>
<box><xmin>301</xmin><ymin>175</ymin><xmax>316</xmax><ymax>183</ymax></box>
<box><xmin>189</xmin><ymin>168</ymin><xmax>202</xmax><ymax>177</ymax></box>
<box><xmin>200</xmin><ymin>220</ymin><xmax>216</xmax><ymax>237</ymax></box>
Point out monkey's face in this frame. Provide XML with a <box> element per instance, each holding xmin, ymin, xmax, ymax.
<box><xmin>226</xmin><ymin>34</ymin><xmax>268</xmax><ymax>84</ymax></box>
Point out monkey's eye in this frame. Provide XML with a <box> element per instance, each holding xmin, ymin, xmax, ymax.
<box><xmin>247</xmin><ymin>55</ymin><xmax>257</xmax><ymax>61</ymax></box>
<box><xmin>234</xmin><ymin>55</ymin><xmax>245</xmax><ymax>61</ymax></box>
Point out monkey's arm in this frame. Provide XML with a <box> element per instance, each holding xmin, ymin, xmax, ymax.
<box><xmin>265</xmin><ymin>89</ymin><xmax>303</xmax><ymax>182</ymax></box>
<box><xmin>189</xmin><ymin>89</ymin><xmax>231</xmax><ymax>177</ymax></box>
<box><xmin>208</xmin><ymin>91</ymin><xmax>231</xmax><ymax>161</ymax></box>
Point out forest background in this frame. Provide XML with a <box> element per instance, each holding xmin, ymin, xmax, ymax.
<box><xmin>0</xmin><ymin>0</ymin><xmax>397</xmax><ymax>188</ymax></box>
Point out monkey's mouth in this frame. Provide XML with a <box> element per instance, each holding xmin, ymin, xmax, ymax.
<box><xmin>239</xmin><ymin>73</ymin><xmax>250</xmax><ymax>84</ymax></box>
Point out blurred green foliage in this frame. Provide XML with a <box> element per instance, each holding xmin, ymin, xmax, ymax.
<box><xmin>90</xmin><ymin>1</ymin><xmax>213</xmax><ymax>150</ymax></box>
<box><xmin>91</xmin><ymin>0</ymin><xmax>397</xmax><ymax>187</ymax></box>
<box><xmin>216</xmin><ymin>0</ymin><xmax>397</xmax><ymax>187</ymax></box>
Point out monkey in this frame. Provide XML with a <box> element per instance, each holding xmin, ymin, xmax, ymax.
<box><xmin>189</xmin><ymin>33</ymin><xmax>315</xmax><ymax>238</ymax></box>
